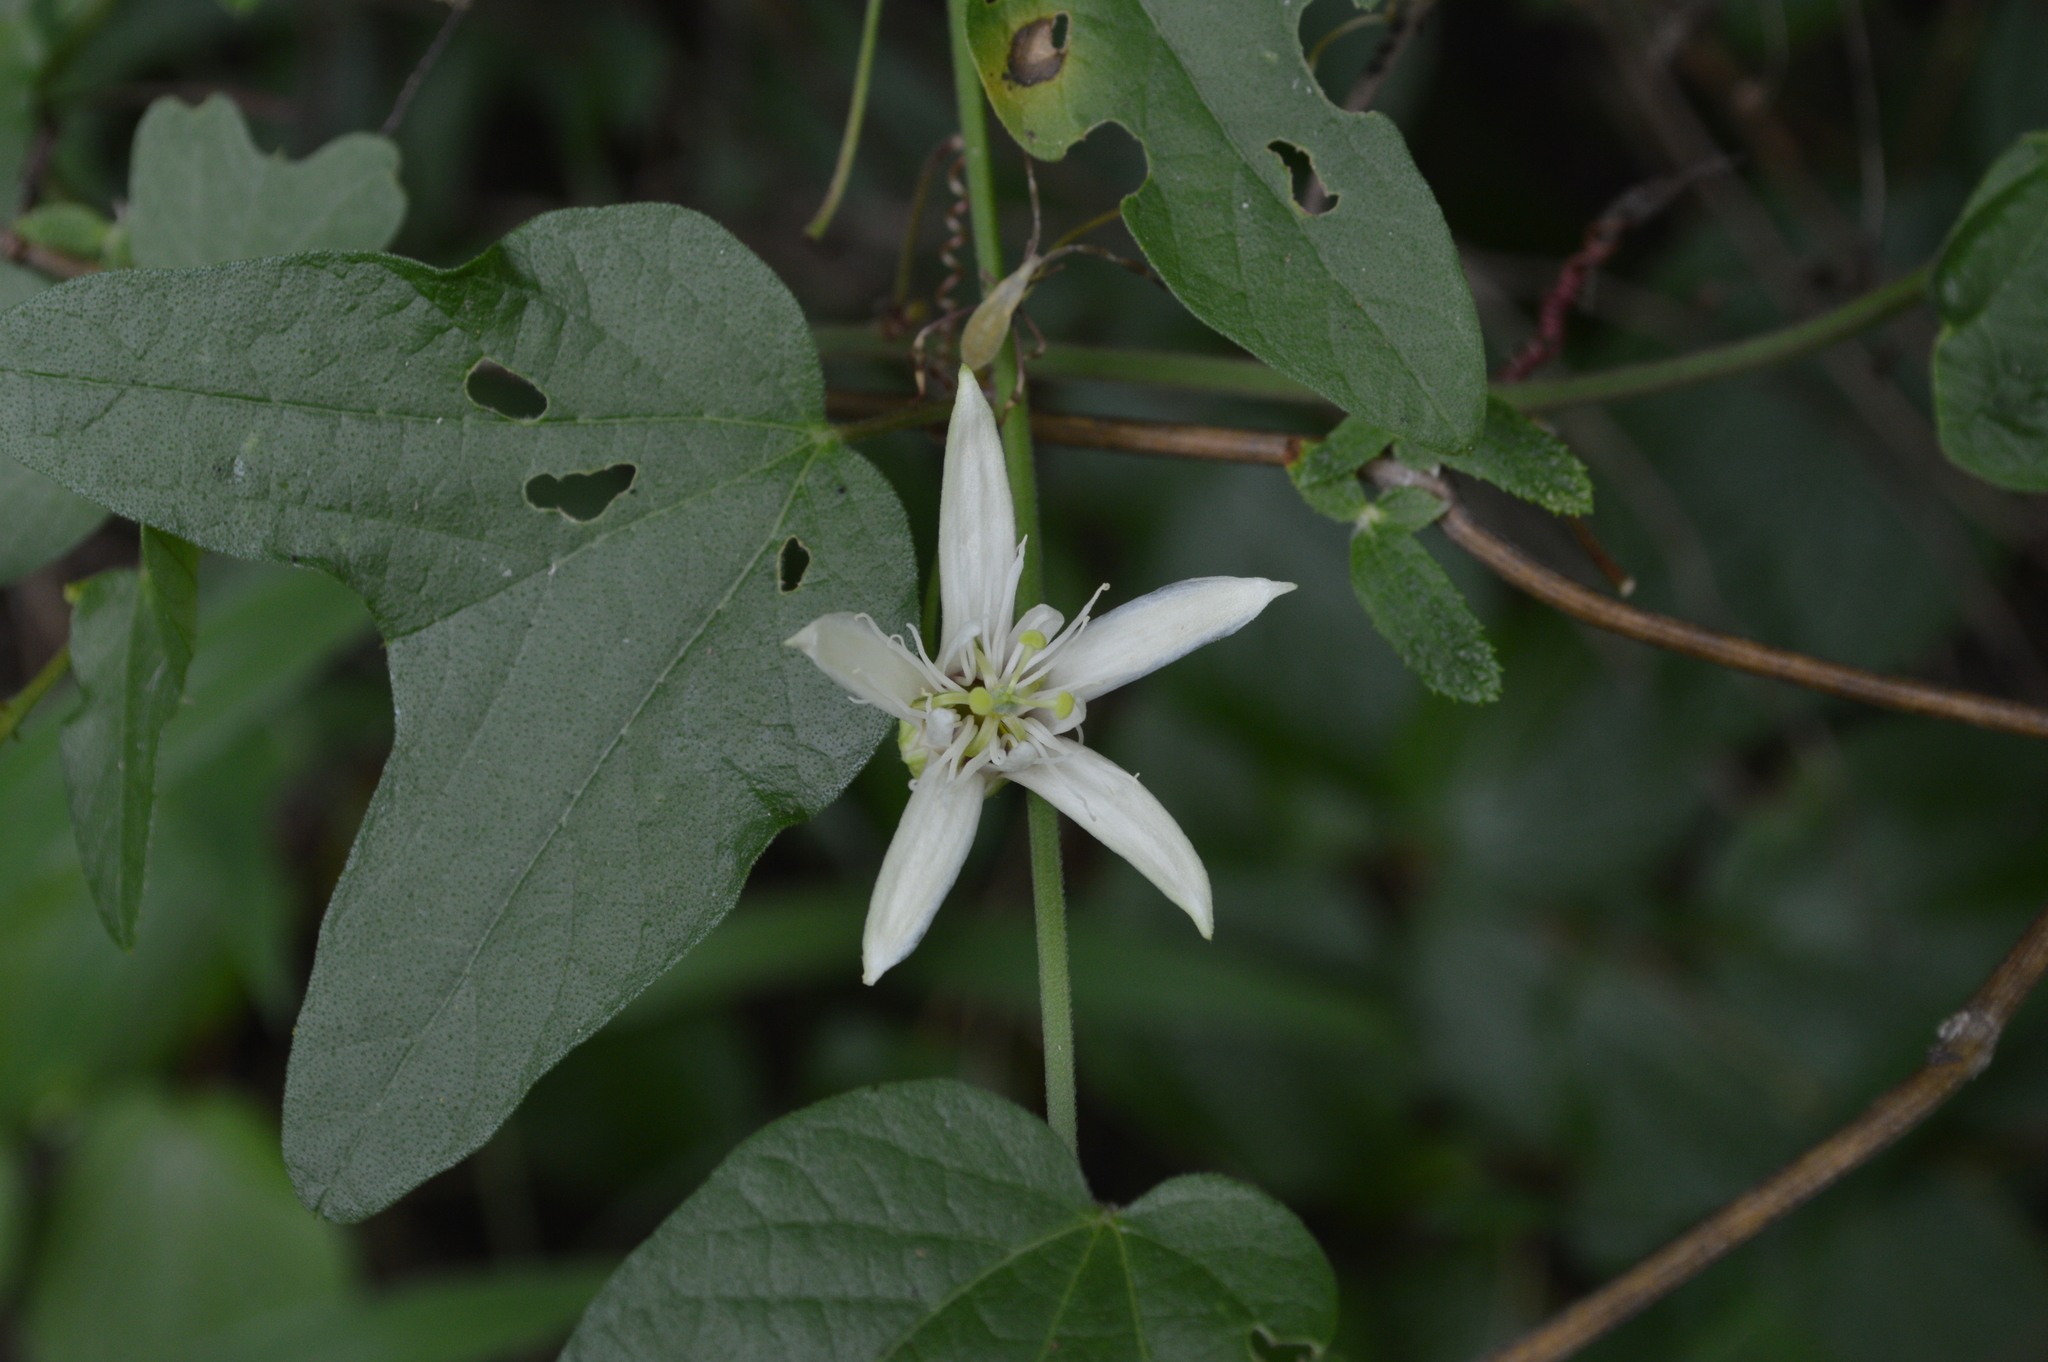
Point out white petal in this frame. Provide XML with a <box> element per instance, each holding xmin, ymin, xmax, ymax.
<box><xmin>1009</xmin><ymin>743</ymin><xmax>1212</xmax><ymax>937</ymax></box>
<box><xmin>864</xmin><ymin>769</ymin><xmax>986</xmax><ymax>984</ymax></box>
<box><xmin>937</xmin><ymin>371</ymin><xmax>1019</xmax><ymax>665</ymax></box>
<box><xmin>1043</xmin><ymin>576</ymin><xmax>1295</xmax><ymax>702</ymax></box>
<box><xmin>785</xmin><ymin>613</ymin><xmax>929</xmax><ymax>721</ymax></box>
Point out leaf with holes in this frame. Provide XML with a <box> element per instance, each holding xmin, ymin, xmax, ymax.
<box><xmin>561</xmin><ymin>1079</ymin><xmax>1338</xmax><ymax>1362</ymax></box>
<box><xmin>1932</xmin><ymin>130</ymin><xmax>2048</xmax><ymax>492</ymax></box>
<box><xmin>60</xmin><ymin>527</ymin><xmax>202</xmax><ymax>950</ymax></box>
<box><xmin>1351</xmin><ymin>487</ymin><xmax>1500</xmax><ymax>704</ymax></box>
<box><xmin>0</xmin><ymin>203</ymin><xmax>915</xmax><ymax>1221</ymax></box>
<box><xmin>967</xmin><ymin>0</ymin><xmax>1485</xmax><ymax>454</ymax></box>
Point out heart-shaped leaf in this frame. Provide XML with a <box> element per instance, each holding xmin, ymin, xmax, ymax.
<box><xmin>1933</xmin><ymin>130</ymin><xmax>2048</xmax><ymax>491</ymax></box>
<box><xmin>0</xmin><ymin>203</ymin><xmax>915</xmax><ymax>1220</ymax></box>
<box><xmin>562</xmin><ymin>1079</ymin><xmax>1337</xmax><ymax>1361</ymax></box>
<box><xmin>967</xmin><ymin>0</ymin><xmax>1485</xmax><ymax>454</ymax></box>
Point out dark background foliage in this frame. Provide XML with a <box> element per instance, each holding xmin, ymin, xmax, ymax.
<box><xmin>3</xmin><ymin>0</ymin><xmax>2048</xmax><ymax>1358</ymax></box>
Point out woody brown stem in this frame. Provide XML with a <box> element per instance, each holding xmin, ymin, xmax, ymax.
<box><xmin>1476</xmin><ymin>898</ymin><xmax>2048</xmax><ymax>1362</ymax></box>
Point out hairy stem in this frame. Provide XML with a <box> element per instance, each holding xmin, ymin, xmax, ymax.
<box><xmin>1499</xmin><ymin>265</ymin><xmax>1929</xmax><ymax>412</ymax></box>
<box><xmin>947</xmin><ymin>0</ymin><xmax>1075</xmax><ymax>1149</ymax></box>
<box><xmin>1479</xmin><ymin>898</ymin><xmax>2048</xmax><ymax>1362</ymax></box>
<box><xmin>803</xmin><ymin>0</ymin><xmax>886</xmax><ymax>240</ymax></box>
<box><xmin>0</xmin><ymin>644</ymin><xmax>71</xmax><ymax>745</ymax></box>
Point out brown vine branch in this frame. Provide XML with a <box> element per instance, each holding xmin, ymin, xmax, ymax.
<box><xmin>827</xmin><ymin>389</ymin><xmax>2048</xmax><ymax>743</ymax></box>
<box><xmin>1496</xmin><ymin>158</ymin><xmax>1731</xmax><ymax>383</ymax></box>
<box><xmin>1477</xmin><ymin>897</ymin><xmax>2048</xmax><ymax>1362</ymax></box>
<box><xmin>1435</xmin><ymin>504</ymin><xmax>2048</xmax><ymax>741</ymax></box>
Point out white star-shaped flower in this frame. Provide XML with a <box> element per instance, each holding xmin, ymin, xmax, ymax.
<box><xmin>789</xmin><ymin>370</ymin><xmax>1295</xmax><ymax>983</ymax></box>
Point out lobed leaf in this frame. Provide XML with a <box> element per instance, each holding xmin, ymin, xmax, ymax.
<box><xmin>1932</xmin><ymin>130</ymin><xmax>2048</xmax><ymax>491</ymax></box>
<box><xmin>1</xmin><ymin>94</ymin><xmax>407</xmax><ymax>585</ymax></box>
<box><xmin>126</xmin><ymin>93</ymin><xmax>407</xmax><ymax>269</ymax></box>
<box><xmin>0</xmin><ymin>203</ymin><xmax>916</xmax><ymax>1220</ymax></box>
<box><xmin>59</xmin><ymin>527</ymin><xmax>202</xmax><ymax>948</ymax></box>
<box><xmin>966</xmin><ymin>0</ymin><xmax>1485</xmax><ymax>454</ymax></box>
<box><xmin>561</xmin><ymin>1079</ymin><xmax>1337</xmax><ymax>1362</ymax></box>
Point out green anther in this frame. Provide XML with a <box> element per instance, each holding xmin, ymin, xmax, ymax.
<box><xmin>896</xmin><ymin>719</ymin><xmax>928</xmax><ymax>777</ymax></box>
<box><xmin>1019</xmin><ymin>629</ymin><xmax>1047</xmax><ymax>650</ymax></box>
<box><xmin>962</xmin><ymin>715</ymin><xmax>997</xmax><ymax>760</ymax></box>
<box><xmin>968</xmin><ymin>686</ymin><xmax>995</xmax><ymax>716</ymax></box>
<box><xmin>1054</xmin><ymin>691</ymin><xmax>1075</xmax><ymax>720</ymax></box>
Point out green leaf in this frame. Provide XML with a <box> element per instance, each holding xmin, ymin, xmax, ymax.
<box><xmin>1350</xmin><ymin>498</ymin><xmax>1499</xmax><ymax>704</ymax></box>
<box><xmin>126</xmin><ymin>93</ymin><xmax>406</xmax><ymax>268</ymax></box>
<box><xmin>0</xmin><ymin>451</ymin><xmax>106</xmax><ymax>585</ymax></box>
<box><xmin>1932</xmin><ymin>130</ymin><xmax>2048</xmax><ymax>491</ymax></box>
<box><xmin>561</xmin><ymin>1079</ymin><xmax>1337</xmax><ymax>1362</ymax></box>
<box><xmin>0</xmin><ymin>263</ymin><xmax>104</xmax><ymax>584</ymax></box>
<box><xmin>1288</xmin><ymin>418</ymin><xmax>1390</xmax><ymax>522</ymax></box>
<box><xmin>0</xmin><ymin>203</ymin><xmax>914</xmax><ymax>1220</ymax></box>
<box><xmin>966</xmin><ymin>0</ymin><xmax>1485</xmax><ymax>454</ymax></box>
<box><xmin>0</xmin><ymin>1137</ymin><xmax>21</xmax><ymax>1301</ymax></box>
<box><xmin>59</xmin><ymin>528</ymin><xmax>202</xmax><ymax>949</ymax></box>
<box><xmin>184</xmin><ymin>1264</ymin><xmax>614</xmax><ymax>1362</ymax></box>
<box><xmin>13</xmin><ymin>202</ymin><xmax>113</xmax><ymax>260</ymax></box>
<box><xmin>21</xmin><ymin>1091</ymin><xmax>353</xmax><ymax>1362</ymax></box>
<box><xmin>0</xmin><ymin>564</ymin><xmax>370</xmax><ymax>1127</ymax></box>
<box><xmin>1416</xmin><ymin>397</ymin><xmax>1594</xmax><ymax>517</ymax></box>
<box><xmin>1</xmin><ymin>94</ymin><xmax>407</xmax><ymax>587</ymax></box>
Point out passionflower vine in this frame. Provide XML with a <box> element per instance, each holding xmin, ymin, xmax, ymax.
<box><xmin>788</xmin><ymin>370</ymin><xmax>1295</xmax><ymax>984</ymax></box>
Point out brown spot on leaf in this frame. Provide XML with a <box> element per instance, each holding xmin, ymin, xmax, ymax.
<box><xmin>1007</xmin><ymin>13</ymin><xmax>1068</xmax><ymax>86</ymax></box>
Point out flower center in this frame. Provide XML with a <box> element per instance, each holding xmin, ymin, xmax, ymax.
<box><xmin>897</xmin><ymin>631</ymin><xmax>1074</xmax><ymax>779</ymax></box>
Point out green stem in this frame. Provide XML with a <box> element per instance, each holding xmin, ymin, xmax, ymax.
<box><xmin>803</xmin><ymin>0</ymin><xmax>887</xmax><ymax>241</ymax></box>
<box><xmin>815</xmin><ymin>265</ymin><xmax>1930</xmax><ymax>415</ymax></box>
<box><xmin>1028</xmin><ymin>792</ymin><xmax>1076</xmax><ymax>1153</ymax></box>
<box><xmin>0</xmin><ymin>644</ymin><xmax>70</xmax><ymax>744</ymax></box>
<box><xmin>948</xmin><ymin>0</ymin><xmax>1074</xmax><ymax>1152</ymax></box>
<box><xmin>1498</xmin><ymin>265</ymin><xmax>1931</xmax><ymax>412</ymax></box>
<box><xmin>813</xmin><ymin>324</ymin><xmax>1329</xmax><ymax>406</ymax></box>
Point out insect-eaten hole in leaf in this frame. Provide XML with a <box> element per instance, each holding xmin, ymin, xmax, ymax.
<box><xmin>777</xmin><ymin>536</ymin><xmax>812</xmax><ymax>593</ymax></box>
<box><xmin>1006</xmin><ymin>12</ymin><xmax>1069</xmax><ymax>86</ymax></box>
<box><xmin>1268</xmin><ymin>140</ymin><xmax>1339</xmax><ymax>215</ymax></box>
<box><xmin>466</xmin><ymin>358</ymin><xmax>550</xmax><ymax>421</ymax></box>
<box><xmin>524</xmin><ymin>463</ymin><xmax>637</xmax><ymax>522</ymax></box>
<box><xmin>1249</xmin><ymin>1328</ymin><xmax>1322</xmax><ymax>1362</ymax></box>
